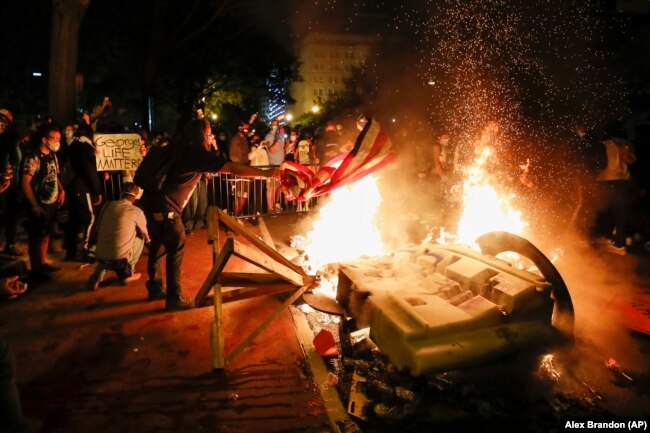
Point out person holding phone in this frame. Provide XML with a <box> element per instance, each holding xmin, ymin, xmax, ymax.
<box><xmin>90</xmin><ymin>96</ymin><xmax>112</xmax><ymax>132</ymax></box>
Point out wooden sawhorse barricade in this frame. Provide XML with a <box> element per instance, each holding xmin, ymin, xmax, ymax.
<box><xmin>195</xmin><ymin>207</ymin><xmax>314</xmax><ymax>370</ymax></box>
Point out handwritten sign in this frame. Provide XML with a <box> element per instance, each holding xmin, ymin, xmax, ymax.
<box><xmin>94</xmin><ymin>134</ymin><xmax>143</xmax><ymax>171</ymax></box>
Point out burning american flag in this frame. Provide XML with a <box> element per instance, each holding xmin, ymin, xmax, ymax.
<box><xmin>280</xmin><ymin>118</ymin><xmax>397</xmax><ymax>201</ymax></box>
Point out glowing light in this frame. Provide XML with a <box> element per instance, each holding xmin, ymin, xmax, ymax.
<box><xmin>443</xmin><ymin>145</ymin><xmax>527</xmax><ymax>246</ymax></box>
<box><xmin>211</xmin><ymin>113</ymin><xmax>218</xmax><ymax>120</ymax></box>
<box><xmin>286</xmin><ymin>113</ymin><xmax>293</xmax><ymax>121</ymax></box>
<box><xmin>311</xmin><ymin>105</ymin><xmax>320</xmax><ymax>113</ymax></box>
<box><xmin>32</xmin><ymin>72</ymin><xmax>42</xmax><ymax>77</ymax></box>
<box><xmin>427</xmin><ymin>80</ymin><xmax>435</xmax><ymax>86</ymax></box>
<box><xmin>303</xmin><ymin>175</ymin><xmax>386</xmax><ymax>274</ymax></box>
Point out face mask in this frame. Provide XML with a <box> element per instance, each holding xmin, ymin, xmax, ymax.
<box><xmin>47</xmin><ymin>141</ymin><xmax>61</xmax><ymax>152</ymax></box>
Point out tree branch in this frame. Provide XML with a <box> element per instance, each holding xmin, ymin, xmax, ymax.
<box><xmin>171</xmin><ymin>0</ymin><xmax>253</xmax><ymax>50</ymax></box>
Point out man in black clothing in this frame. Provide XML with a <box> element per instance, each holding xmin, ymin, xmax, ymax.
<box><xmin>21</xmin><ymin>124</ymin><xmax>66</xmax><ymax>283</ymax></box>
<box><xmin>138</xmin><ymin>119</ymin><xmax>279</xmax><ymax>311</ymax></box>
<box><xmin>64</xmin><ymin>124</ymin><xmax>103</xmax><ymax>260</ymax></box>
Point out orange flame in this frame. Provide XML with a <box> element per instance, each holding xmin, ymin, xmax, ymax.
<box><xmin>441</xmin><ymin>146</ymin><xmax>527</xmax><ymax>246</ymax></box>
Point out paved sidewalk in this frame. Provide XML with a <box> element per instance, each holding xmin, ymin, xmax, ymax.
<box><xmin>0</xmin><ymin>222</ymin><xmax>331</xmax><ymax>433</ymax></box>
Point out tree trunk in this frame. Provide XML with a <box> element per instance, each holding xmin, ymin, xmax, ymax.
<box><xmin>142</xmin><ymin>0</ymin><xmax>168</xmax><ymax>132</ymax></box>
<box><xmin>48</xmin><ymin>0</ymin><xmax>89</xmax><ymax>123</ymax></box>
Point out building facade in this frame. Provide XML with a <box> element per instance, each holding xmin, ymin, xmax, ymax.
<box><xmin>290</xmin><ymin>32</ymin><xmax>379</xmax><ymax>116</ymax></box>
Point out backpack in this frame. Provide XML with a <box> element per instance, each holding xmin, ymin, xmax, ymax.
<box><xmin>133</xmin><ymin>146</ymin><xmax>174</xmax><ymax>192</ymax></box>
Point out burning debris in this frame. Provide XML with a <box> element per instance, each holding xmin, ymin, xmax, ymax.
<box><xmin>605</xmin><ymin>358</ymin><xmax>634</xmax><ymax>382</ymax></box>
<box><xmin>539</xmin><ymin>354</ymin><xmax>561</xmax><ymax>382</ymax></box>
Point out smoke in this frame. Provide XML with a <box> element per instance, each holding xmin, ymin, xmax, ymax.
<box><xmin>288</xmin><ymin>0</ymin><xmax>642</xmax><ymax>373</ymax></box>
<box><xmin>535</xmin><ymin>230</ymin><xmax>645</xmax><ymax>374</ymax></box>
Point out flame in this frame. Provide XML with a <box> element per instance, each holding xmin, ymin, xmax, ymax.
<box><xmin>447</xmin><ymin>146</ymin><xmax>527</xmax><ymax>246</ymax></box>
<box><xmin>303</xmin><ymin>175</ymin><xmax>386</xmax><ymax>274</ymax></box>
<box><xmin>539</xmin><ymin>353</ymin><xmax>561</xmax><ymax>382</ymax></box>
<box><xmin>300</xmin><ymin>134</ymin><xmax>529</xmax><ymax>291</ymax></box>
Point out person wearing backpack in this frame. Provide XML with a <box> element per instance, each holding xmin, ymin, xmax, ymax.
<box><xmin>137</xmin><ymin>118</ymin><xmax>279</xmax><ymax>311</ymax></box>
<box><xmin>20</xmin><ymin>124</ymin><xmax>66</xmax><ymax>284</ymax></box>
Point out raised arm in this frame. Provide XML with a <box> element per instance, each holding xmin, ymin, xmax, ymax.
<box><xmin>220</xmin><ymin>161</ymin><xmax>279</xmax><ymax>179</ymax></box>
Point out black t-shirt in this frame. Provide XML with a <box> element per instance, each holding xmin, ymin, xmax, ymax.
<box><xmin>140</xmin><ymin>146</ymin><xmax>226</xmax><ymax>214</ymax></box>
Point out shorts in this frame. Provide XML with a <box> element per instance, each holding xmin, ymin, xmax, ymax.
<box><xmin>25</xmin><ymin>202</ymin><xmax>58</xmax><ymax>238</ymax></box>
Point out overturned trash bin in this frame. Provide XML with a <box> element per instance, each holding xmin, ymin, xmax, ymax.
<box><xmin>335</xmin><ymin>231</ymin><xmax>574</xmax><ymax>376</ymax></box>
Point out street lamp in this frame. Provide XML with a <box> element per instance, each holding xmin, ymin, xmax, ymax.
<box><xmin>311</xmin><ymin>105</ymin><xmax>320</xmax><ymax>114</ymax></box>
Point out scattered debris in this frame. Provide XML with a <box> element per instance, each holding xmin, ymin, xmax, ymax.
<box><xmin>327</xmin><ymin>371</ymin><xmax>339</xmax><ymax>386</ymax></box>
<box><xmin>314</xmin><ymin>329</ymin><xmax>339</xmax><ymax>357</ymax></box>
<box><xmin>290</xmin><ymin>235</ymin><xmax>309</xmax><ymax>252</ymax></box>
<box><xmin>336</xmin><ymin>418</ymin><xmax>363</xmax><ymax>433</ymax></box>
<box><xmin>539</xmin><ymin>354</ymin><xmax>561</xmax><ymax>382</ymax></box>
<box><xmin>347</xmin><ymin>368</ymin><xmax>371</xmax><ymax>420</ymax></box>
<box><xmin>605</xmin><ymin>358</ymin><xmax>634</xmax><ymax>382</ymax></box>
<box><xmin>579</xmin><ymin>379</ymin><xmax>603</xmax><ymax>401</ymax></box>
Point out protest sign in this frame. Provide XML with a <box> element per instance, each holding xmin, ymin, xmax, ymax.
<box><xmin>94</xmin><ymin>133</ymin><xmax>143</xmax><ymax>171</ymax></box>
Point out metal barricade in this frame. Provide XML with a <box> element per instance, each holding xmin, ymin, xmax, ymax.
<box><xmin>101</xmin><ymin>165</ymin><xmax>324</xmax><ymax>219</ymax></box>
<box><xmin>101</xmin><ymin>171</ymin><xmax>123</xmax><ymax>202</ymax></box>
<box><xmin>207</xmin><ymin>165</ymin><xmax>324</xmax><ymax>218</ymax></box>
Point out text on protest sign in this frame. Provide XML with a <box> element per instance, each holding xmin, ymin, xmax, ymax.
<box><xmin>94</xmin><ymin>134</ymin><xmax>144</xmax><ymax>172</ymax></box>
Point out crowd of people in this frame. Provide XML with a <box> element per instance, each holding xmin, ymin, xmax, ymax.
<box><xmin>0</xmin><ymin>103</ymin><xmax>362</xmax><ymax>306</ymax></box>
<box><xmin>1</xmin><ymin>97</ymin><xmax>649</xmax><ymax>431</ymax></box>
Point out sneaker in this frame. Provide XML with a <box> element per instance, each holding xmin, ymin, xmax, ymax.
<box><xmin>121</xmin><ymin>272</ymin><xmax>142</xmax><ymax>284</ymax></box>
<box><xmin>147</xmin><ymin>288</ymin><xmax>167</xmax><ymax>301</ymax></box>
<box><xmin>41</xmin><ymin>263</ymin><xmax>61</xmax><ymax>273</ymax></box>
<box><xmin>85</xmin><ymin>269</ymin><xmax>106</xmax><ymax>291</ymax></box>
<box><xmin>165</xmin><ymin>296</ymin><xmax>195</xmax><ymax>311</ymax></box>
<box><xmin>602</xmin><ymin>244</ymin><xmax>626</xmax><ymax>256</ymax></box>
<box><xmin>3</xmin><ymin>245</ymin><xmax>23</xmax><ymax>256</ymax></box>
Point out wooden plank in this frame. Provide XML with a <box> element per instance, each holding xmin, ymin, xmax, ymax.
<box><xmin>232</xmin><ymin>240</ymin><xmax>305</xmax><ymax>287</ymax></box>
<box><xmin>210</xmin><ymin>283</ymin><xmax>225</xmax><ymax>370</ymax></box>
<box><xmin>204</xmin><ymin>284</ymin><xmax>299</xmax><ymax>304</ymax></box>
<box><xmin>220</xmin><ymin>272</ymin><xmax>287</xmax><ymax>287</ymax></box>
<box><xmin>216</xmin><ymin>208</ymin><xmax>307</xmax><ymax>276</ymax></box>
<box><xmin>195</xmin><ymin>238</ymin><xmax>234</xmax><ymax>307</ymax></box>
<box><xmin>225</xmin><ymin>285</ymin><xmax>310</xmax><ymax>365</ymax></box>
<box><xmin>206</xmin><ymin>206</ymin><xmax>218</xmax><ymax>244</ymax></box>
<box><xmin>257</xmin><ymin>217</ymin><xmax>275</xmax><ymax>249</ymax></box>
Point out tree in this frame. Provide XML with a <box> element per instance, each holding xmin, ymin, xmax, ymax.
<box><xmin>48</xmin><ymin>0</ymin><xmax>90</xmax><ymax>123</ymax></box>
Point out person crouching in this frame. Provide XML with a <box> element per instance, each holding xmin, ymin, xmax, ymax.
<box><xmin>86</xmin><ymin>183</ymin><xmax>149</xmax><ymax>290</ymax></box>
